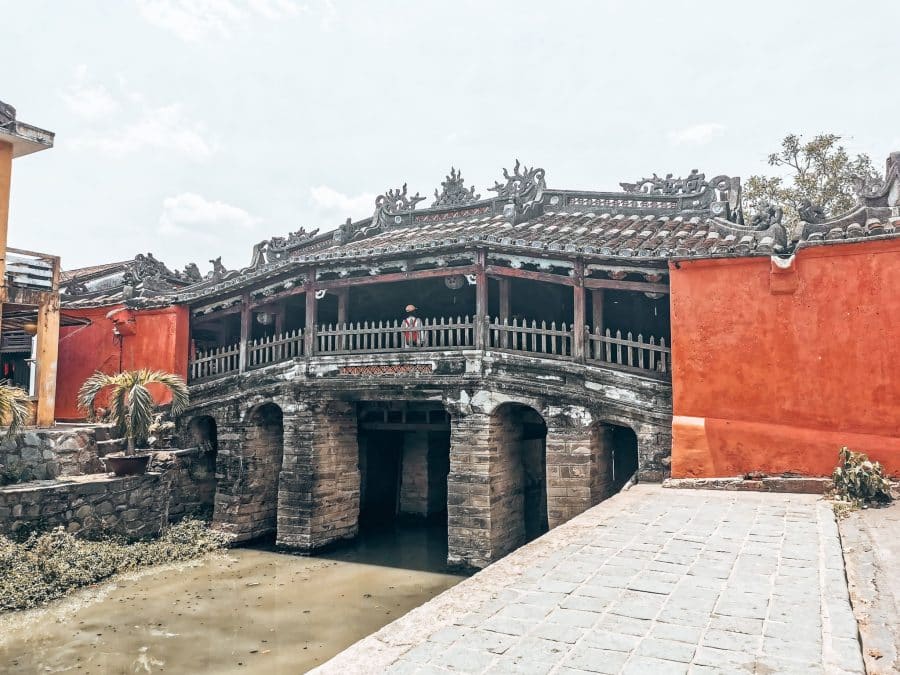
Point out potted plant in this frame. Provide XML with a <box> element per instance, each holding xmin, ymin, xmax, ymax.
<box><xmin>0</xmin><ymin>380</ymin><xmax>32</xmax><ymax>436</ymax></box>
<box><xmin>77</xmin><ymin>369</ymin><xmax>189</xmax><ymax>476</ymax></box>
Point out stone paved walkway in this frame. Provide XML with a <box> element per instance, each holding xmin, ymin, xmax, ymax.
<box><xmin>313</xmin><ymin>485</ymin><xmax>864</xmax><ymax>675</ymax></box>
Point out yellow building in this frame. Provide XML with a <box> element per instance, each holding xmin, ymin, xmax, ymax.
<box><xmin>0</xmin><ymin>100</ymin><xmax>58</xmax><ymax>426</ymax></box>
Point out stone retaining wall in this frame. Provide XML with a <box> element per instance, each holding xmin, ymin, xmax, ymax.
<box><xmin>0</xmin><ymin>474</ymin><xmax>164</xmax><ymax>539</ymax></box>
<box><xmin>0</xmin><ymin>447</ymin><xmax>217</xmax><ymax>539</ymax></box>
<box><xmin>0</xmin><ymin>427</ymin><xmax>103</xmax><ymax>482</ymax></box>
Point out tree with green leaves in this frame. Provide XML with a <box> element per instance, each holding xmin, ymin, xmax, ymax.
<box><xmin>744</xmin><ymin>134</ymin><xmax>883</xmax><ymax>225</ymax></box>
<box><xmin>77</xmin><ymin>370</ymin><xmax>189</xmax><ymax>455</ymax></box>
<box><xmin>0</xmin><ymin>382</ymin><xmax>32</xmax><ymax>437</ymax></box>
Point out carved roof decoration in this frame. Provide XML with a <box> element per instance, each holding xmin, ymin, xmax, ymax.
<box><xmin>62</xmin><ymin>151</ymin><xmax>892</xmax><ymax>307</ymax></box>
<box><xmin>432</xmin><ymin>167</ymin><xmax>480</xmax><ymax>207</ymax></box>
<box><xmin>489</xmin><ymin>160</ymin><xmax>546</xmax><ymax>202</ymax></box>
<box><xmin>248</xmin><ymin>226</ymin><xmax>320</xmax><ymax>270</ymax></box>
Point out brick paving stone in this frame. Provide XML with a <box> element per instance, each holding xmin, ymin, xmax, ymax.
<box><xmin>313</xmin><ymin>486</ymin><xmax>866</xmax><ymax>675</ymax></box>
<box><xmin>563</xmin><ymin>645</ymin><xmax>629</xmax><ymax>673</ymax></box>
<box><xmin>530</xmin><ymin>621</ymin><xmax>586</xmax><ymax>644</ymax></box>
<box><xmin>620</xmin><ymin>655</ymin><xmax>688</xmax><ymax>674</ymax></box>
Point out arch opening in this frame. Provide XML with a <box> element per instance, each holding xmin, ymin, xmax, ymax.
<box><xmin>244</xmin><ymin>402</ymin><xmax>284</xmax><ymax>538</ymax></box>
<box><xmin>490</xmin><ymin>403</ymin><xmax>548</xmax><ymax>555</ymax></box>
<box><xmin>188</xmin><ymin>415</ymin><xmax>218</xmax><ymax>455</ymax></box>
<box><xmin>357</xmin><ymin>401</ymin><xmax>451</xmax><ymax>529</ymax></box>
<box><xmin>593</xmin><ymin>422</ymin><xmax>639</xmax><ymax>497</ymax></box>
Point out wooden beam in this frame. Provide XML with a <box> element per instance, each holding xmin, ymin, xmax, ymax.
<box><xmin>358</xmin><ymin>422</ymin><xmax>450</xmax><ymax>431</ymax></box>
<box><xmin>584</xmin><ymin>277</ymin><xmax>669</xmax><ymax>294</ymax></box>
<box><xmin>572</xmin><ymin>259</ymin><xmax>585</xmax><ymax>363</ymax></box>
<box><xmin>485</xmin><ymin>265</ymin><xmax>576</xmax><ymax>287</ymax></box>
<box><xmin>316</xmin><ymin>265</ymin><xmax>478</xmax><ymax>291</ymax></box>
<box><xmin>475</xmin><ymin>250</ymin><xmax>487</xmax><ymax>349</ymax></box>
<box><xmin>238</xmin><ymin>292</ymin><xmax>251</xmax><ymax>373</ymax></box>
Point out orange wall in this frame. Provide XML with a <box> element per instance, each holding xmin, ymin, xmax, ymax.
<box><xmin>56</xmin><ymin>304</ymin><xmax>189</xmax><ymax>421</ymax></box>
<box><xmin>670</xmin><ymin>238</ymin><xmax>900</xmax><ymax>478</ymax></box>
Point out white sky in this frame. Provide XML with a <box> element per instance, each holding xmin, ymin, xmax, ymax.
<box><xmin>4</xmin><ymin>0</ymin><xmax>899</xmax><ymax>273</ymax></box>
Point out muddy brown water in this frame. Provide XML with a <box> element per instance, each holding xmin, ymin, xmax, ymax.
<box><xmin>0</xmin><ymin>523</ymin><xmax>464</xmax><ymax>674</ymax></box>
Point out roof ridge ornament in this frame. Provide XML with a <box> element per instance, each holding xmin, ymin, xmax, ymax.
<box><xmin>489</xmin><ymin>160</ymin><xmax>546</xmax><ymax>202</ymax></box>
<box><xmin>373</xmin><ymin>183</ymin><xmax>426</xmax><ymax>230</ymax></box>
<box><xmin>620</xmin><ymin>169</ymin><xmax>709</xmax><ymax>196</ymax></box>
<box><xmin>432</xmin><ymin>167</ymin><xmax>480</xmax><ymax>207</ymax></box>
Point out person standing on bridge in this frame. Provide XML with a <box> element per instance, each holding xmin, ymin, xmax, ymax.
<box><xmin>402</xmin><ymin>304</ymin><xmax>426</xmax><ymax>347</ymax></box>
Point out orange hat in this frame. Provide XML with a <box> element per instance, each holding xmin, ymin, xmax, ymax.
<box><xmin>405</xmin><ymin>304</ymin><xmax>416</xmax><ymax>312</ymax></box>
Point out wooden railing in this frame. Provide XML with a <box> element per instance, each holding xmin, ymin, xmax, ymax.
<box><xmin>248</xmin><ymin>329</ymin><xmax>304</xmax><ymax>369</ymax></box>
<box><xmin>190</xmin><ymin>343</ymin><xmax>240</xmax><ymax>381</ymax></box>
<box><xmin>488</xmin><ymin>318</ymin><xmax>573</xmax><ymax>358</ymax></box>
<box><xmin>317</xmin><ymin>316</ymin><xmax>475</xmax><ymax>354</ymax></box>
<box><xmin>188</xmin><ymin>318</ymin><xmax>670</xmax><ymax>382</ymax></box>
<box><xmin>587</xmin><ymin>328</ymin><xmax>669</xmax><ymax>374</ymax></box>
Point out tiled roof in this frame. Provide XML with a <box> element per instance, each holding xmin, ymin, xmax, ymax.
<box><xmin>60</xmin><ymin>260</ymin><xmax>129</xmax><ymax>282</ymax></box>
<box><xmin>799</xmin><ymin>207</ymin><xmax>899</xmax><ymax>246</ymax></box>
<box><xmin>299</xmin><ymin>211</ymin><xmax>787</xmax><ymax>264</ymax></box>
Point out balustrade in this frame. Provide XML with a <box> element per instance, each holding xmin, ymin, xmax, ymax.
<box><xmin>189</xmin><ymin>343</ymin><xmax>240</xmax><ymax>381</ymax></box>
<box><xmin>188</xmin><ymin>317</ymin><xmax>670</xmax><ymax>382</ymax></box>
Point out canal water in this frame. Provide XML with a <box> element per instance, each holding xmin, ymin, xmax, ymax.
<box><xmin>0</xmin><ymin>523</ymin><xmax>464</xmax><ymax>674</ymax></box>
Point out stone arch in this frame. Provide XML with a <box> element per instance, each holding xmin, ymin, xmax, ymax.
<box><xmin>243</xmin><ymin>401</ymin><xmax>284</xmax><ymax>539</ymax></box>
<box><xmin>489</xmin><ymin>402</ymin><xmax>548</xmax><ymax>557</ymax></box>
<box><xmin>592</xmin><ymin>419</ymin><xmax>639</xmax><ymax>494</ymax></box>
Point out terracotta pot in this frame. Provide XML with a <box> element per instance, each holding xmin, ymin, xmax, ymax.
<box><xmin>103</xmin><ymin>453</ymin><xmax>151</xmax><ymax>476</ymax></box>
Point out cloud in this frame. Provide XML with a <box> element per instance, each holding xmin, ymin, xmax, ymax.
<box><xmin>668</xmin><ymin>123</ymin><xmax>726</xmax><ymax>146</ymax></box>
<box><xmin>158</xmin><ymin>192</ymin><xmax>261</xmax><ymax>238</ymax></box>
<box><xmin>136</xmin><ymin>0</ymin><xmax>308</xmax><ymax>41</ymax></box>
<box><xmin>62</xmin><ymin>65</ymin><xmax>119</xmax><ymax>120</ymax></box>
<box><xmin>309</xmin><ymin>185</ymin><xmax>377</xmax><ymax>222</ymax></box>
<box><xmin>69</xmin><ymin>104</ymin><xmax>215</xmax><ymax>159</ymax></box>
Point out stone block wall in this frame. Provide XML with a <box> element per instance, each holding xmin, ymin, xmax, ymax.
<box><xmin>151</xmin><ymin>448</ymin><xmax>217</xmax><ymax>521</ymax></box>
<box><xmin>0</xmin><ymin>474</ymin><xmax>164</xmax><ymax>539</ymax></box>
<box><xmin>489</xmin><ymin>406</ymin><xmax>528</xmax><ymax>559</ymax></box>
<box><xmin>212</xmin><ymin>402</ymin><xmax>284</xmax><ymax>542</ymax></box>
<box><xmin>447</xmin><ymin>412</ymin><xmax>492</xmax><ymax>568</ymax></box>
<box><xmin>0</xmin><ymin>446</ymin><xmax>217</xmax><ymax>540</ymax></box>
<box><xmin>400</xmin><ymin>432</ymin><xmax>430</xmax><ymax>517</ymax></box>
<box><xmin>277</xmin><ymin>400</ymin><xmax>360</xmax><ymax>551</ymax></box>
<box><xmin>0</xmin><ymin>427</ymin><xmax>102</xmax><ymax>481</ymax></box>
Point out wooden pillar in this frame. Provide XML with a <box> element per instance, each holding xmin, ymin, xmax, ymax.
<box><xmin>35</xmin><ymin>294</ymin><xmax>60</xmax><ymax>427</ymax></box>
<box><xmin>238</xmin><ymin>293</ymin><xmax>251</xmax><ymax>373</ymax></box>
<box><xmin>304</xmin><ymin>270</ymin><xmax>318</xmax><ymax>356</ymax></box>
<box><xmin>498</xmin><ymin>277</ymin><xmax>510</xmax><ymax>348</ymax></box>
<box><xmin>336</xmin><ymin>288</ymin><xmax>349</xmax><ymax>326</ymax></box>
<box><xmin>0</xmin><ymin>142</ymin><xmax>11</xmax><ymax>306</ymax></box>
<box><xmin>475</xmin><ymin>250</ymin><xmax>488</xmax><ymax>349</ymax></box>
<box><xmin>573</xmin><ymin>259</ymin><xmax>586</xmax><ymax>363</ymax></box>
<box><xmin>274</xmin><ymin>302</ymin><xmax>284</xmax><ymax>335</ymax></box>
<box><xmin>591</xmin><ymin>288</ymin><xmax>604</xmax><ymax>335</ymax></box>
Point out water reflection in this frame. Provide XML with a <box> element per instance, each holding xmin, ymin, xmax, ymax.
<box><xmin>0</xmin><ymin>522</ymin><xmax>464</xmax><ymax>674</ymax></box>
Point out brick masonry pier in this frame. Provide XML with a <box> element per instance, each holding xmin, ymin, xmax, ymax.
<box><xmin>313</xmin><ymin>485</ymin><xmax>864</xmax><ymax>675</ymax></box>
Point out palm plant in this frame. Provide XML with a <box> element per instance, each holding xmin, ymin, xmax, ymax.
<box><xmin>0</xmin><ymin>381</ymin><xmax>32</xmax><ymax>437</ymax></box>
<box><xmin>77</xmin><ymin>370</ymin><xmax>189</xmax><ymax>455</ymax></box>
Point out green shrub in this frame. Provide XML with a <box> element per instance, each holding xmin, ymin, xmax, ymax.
<box><xmin>0</xmin><ymin>519</ymin><xmax>228</xmax><ymax>612</ymax></box>
<box><xmin>832</xmin><ymin>447</ymin><xmax>893</xmax><ymax>506</ymax></box>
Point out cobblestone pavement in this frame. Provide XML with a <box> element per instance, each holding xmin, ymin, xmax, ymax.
<box><xmin>314</xmin><ymin>485</ymin><xmax>864</xmax><ymax>675</ymax></box>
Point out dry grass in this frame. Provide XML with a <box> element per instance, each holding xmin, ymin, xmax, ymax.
<box><xmin>0</xmin><ymin>519</ymin><xmax>227</xmax><ymax>612</ymax></box>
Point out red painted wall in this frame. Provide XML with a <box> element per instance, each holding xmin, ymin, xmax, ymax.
<box><xmin>56</xmin><ymin>304</ymin><xmax>190</xmax><ymax>421</ymax></box>
<box><xmin>670</xmin><ymin>238</ymin><xmax>900</xmax><ymax>478</ymax></box>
